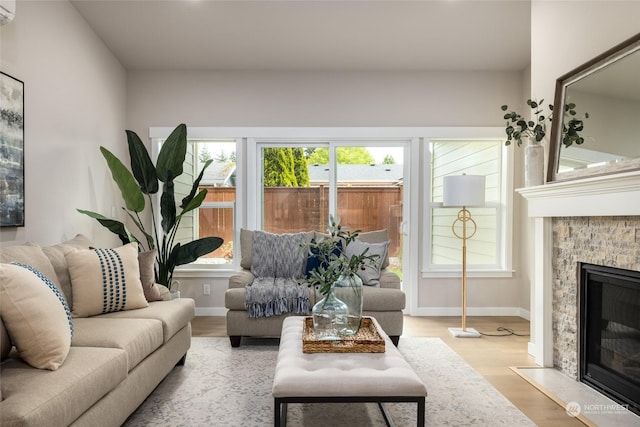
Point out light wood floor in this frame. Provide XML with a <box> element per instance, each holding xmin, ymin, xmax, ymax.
<box><xmin>191</xmin><ymin>315</ymin><xmax>585</xmax><ymax>427</ymax></box>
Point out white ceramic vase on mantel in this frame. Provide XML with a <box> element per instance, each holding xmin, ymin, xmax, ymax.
<box><xmin>524</xmin><ymin>139</ymin><xmax>545</xmax><ymax>187</ymax></box>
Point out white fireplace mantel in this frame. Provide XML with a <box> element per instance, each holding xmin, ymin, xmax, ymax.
<box><xmin>518</xmin><ymin>170</ymin><xmax>640</xmax><ymax>218</ymax></box>
<box><xmin>517</xmin><ymin>170</ymin><xmax>640</xmax><ymax>367</ymax></box>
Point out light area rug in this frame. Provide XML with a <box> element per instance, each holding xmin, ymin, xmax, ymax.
<box><xmin>124</xmin><ymin>337</ymin><xmax>534</xmax><ymax>426</ymax></box>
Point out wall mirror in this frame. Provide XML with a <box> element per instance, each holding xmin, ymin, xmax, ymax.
<box><xmin>547</xmin><ymin>32</ymin><xmax>640</xmax><ymax>182</ymax></box>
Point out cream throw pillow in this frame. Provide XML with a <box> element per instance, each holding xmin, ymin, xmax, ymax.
<box><xmin>66</xmin><ymin>243</ymin><xmax>149</xmax><ymax>317</ymax></box>
<box><xmin>0</xmin><ymin>263</ymin><xmax>73</xmax><ymax>370</ymax></box>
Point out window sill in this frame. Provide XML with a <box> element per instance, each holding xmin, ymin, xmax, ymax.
<box><xmin>173</xmin><ymin>267</ymin><xmax>236</xmax><ymax>279</ymax></box>
<box><xmin>421</xmin><ymin>269</ymin><xmax>514</xmax><ymax>279</ymax></box>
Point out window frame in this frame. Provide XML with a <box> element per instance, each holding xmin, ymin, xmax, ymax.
<box><xmin>150</xmin><ymin>133</ymin><xmax>244</xmax><ymax>275</ymax></box>
<box><xmin>149</xmin><ymin>127</ymin><xmax>510</xmax><ymax>281</ymax></box>
<box><xmin>422</xmin><ymin>136</ymin><xmax>514</xmax><ymax>278</ymax></box>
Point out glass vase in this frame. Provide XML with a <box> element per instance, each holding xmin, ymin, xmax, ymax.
<box><xmin>332</xmin><ymin>273</ymin><xmax>363</xmax><ymax>336</ymax></box>
<box><xmin>312</xmin><ymin>286</ymin><xmax>348</xmax><ymax>340</ymax></box>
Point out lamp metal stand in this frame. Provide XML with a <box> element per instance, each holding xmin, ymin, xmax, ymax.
<box><xmin>448</xmin><ymin>206</ymin><xmax>481</xmax><ymax>338</ymax></box>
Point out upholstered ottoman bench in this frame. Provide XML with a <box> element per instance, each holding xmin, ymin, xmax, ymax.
<box><xmin>272</xmin><ymin>316</ymin><xmax>427</xmax><ymax>427</ymax></box>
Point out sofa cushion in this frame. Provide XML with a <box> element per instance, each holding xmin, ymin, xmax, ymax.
<box><xmin>0</xmin><ymin>263</ymin><xmax>73</xmax><ymax>370</ymax></box>
<box><xmin>226</xmin><ymin>285</ymin><xmax>403</xmax><ymax>311</ymax></box>
<box><xmin>0</xmin><ymin>243</ymin><xmax>62</xmax><ymax>294</ymax></box>
<box><xmin>98</xmin><ymin>299</ymin><xmax>195</xmax><ymax>343</ymax></box>
<box><xmin>41</xmin><ymin>234</ymin><xmax>95</xmax><ymax>306</ymax></box>
<box><xmin>72</xmin><ymin>317</ymin><xmax>163</xmax><ymax>371</ymax></box>
<box><xmin>1</xmin><ymin>316</ymin><xmax>11</xmax><ymax>361</ymax></box>
<box><xmin>65</xmin><ymin>243</ymin><xmax>149</xmax><ymax>317</ymax></box>
<box><xmin>345</xmin><ymin>238</ymin><xmax>390</xmax><ymax>286</ymax></box>
<box><xmin>138</xmin><ymin>249</ymin><xmax>163</xmax><ymax>302</ymax></box>
<box><xmin>0</xmin><ymin>346</ymin><xmax>128</xmax><ymax>427</ymax></box>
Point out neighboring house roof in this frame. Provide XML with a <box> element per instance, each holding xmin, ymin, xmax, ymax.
<box><xmin>201</xmin><ymin>162</ymin><xmax>236</xmax><ymax>186</ymax></box>
<box><xmin>200</xmin><ymin>162</ymin><xmax>403</xmax><ymax>186</ymax></box>
<box><xmin>308</xmin><ymin>163</ymin><xmax>403</xmax><ymax>185</ymax></box>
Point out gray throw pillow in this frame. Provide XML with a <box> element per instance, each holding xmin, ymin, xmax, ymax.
<box><xmin>345</xmin><ymin>239</ymin><xmax>390</xmax><ymax>287</ymax></box>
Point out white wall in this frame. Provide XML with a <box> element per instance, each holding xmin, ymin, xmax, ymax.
<box><xmin>0</xmin><ymin>2</ymin><xmax>537</xmax><ymax>316</ymax></box>
<box><xmin>526</xmin><ymin>1</ymin><xmax>640</xmax><ymax>344</ymax></box>
<box><xmin>126</xmin><ymin>69</ymin><xmax>528</xmax><ymax>315</ymax></box>
<box><xmin>531</xmin><ymin>1</ymin><xmax>640</xmax><ymax>111</ymax></box>
<box><xmin>0</xmin><ymin>0</ymin><xmax>126</xmax><ymax>246</ymax></box>
<box><xmin>126</xmin><ymin>70</ymin><xmax>521</xmax><ymax>132</ymax></box>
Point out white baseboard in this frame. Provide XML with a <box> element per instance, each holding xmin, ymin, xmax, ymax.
<box><xmin>412</xmin><ymin>306</ymin><xmax>530</xmax><ymax>319</ymax></box>
<box><xmin>195</xmin><ymin>307</ymin><xmax>228</xmax><ymax>316</ymax></box>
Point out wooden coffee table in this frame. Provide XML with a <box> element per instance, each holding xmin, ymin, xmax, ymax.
<box><xmin>272</xmin><ymin>316</ymin><xmax>427</xmax><ymax>427</ymax></box>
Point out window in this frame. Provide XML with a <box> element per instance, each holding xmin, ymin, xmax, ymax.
<box><xmin>150</xmin><ymin>127</ymin><xmax>507</xmax><ymax>285</ymax></box>
<box><xmin>424</xmin><ymin>139</ymin><xmax>511</xmax><ymax>275</ymax></box>
<box><xmin>254</xmin><ymin>140</ymin><xmax>408</xmax><ymax>280</ymax></box>
<box><xmin>158</xmin><ymin>137</ymin><xmax>239</xmax><ymax>270</ymax></box>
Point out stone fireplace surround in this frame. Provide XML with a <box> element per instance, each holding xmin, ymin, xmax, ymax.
<box><xmin>518</xmin><ymin>170</ymin><xmax>640</xmax><ymax>369</ymax></box>
<box><xmin>517</xmin><ymin>170</ymin><xmax>640</xmax><ymax>421</ymax></box>
<box><xmin>552</xmin><ymin>216</ymin><xmax>640</xmax><ymax>378</ymax></box>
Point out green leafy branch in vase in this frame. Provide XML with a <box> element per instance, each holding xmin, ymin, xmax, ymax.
<box><xmin>501</xmin><ymin>99</ymin><xmax>589</xmax><ymax>148</ymax></box>
<box><xmin>301</xmin><ymin>215</ymin><xmax>379</xmax><ymax>297</ymax></box>
<box><xmin>501</xmin><ymin>99</ymin><xmax>548</xmax><ymax>147</ymax></box>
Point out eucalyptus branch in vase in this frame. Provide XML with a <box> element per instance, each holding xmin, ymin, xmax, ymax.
<box><xmin>501</xmin><ymin>99</ymin><xmax>589</xmax><ymax>148</ymax></box>
<box><xmin>301</xmin><ymin>215</ymin><xmax>379</xmax><ymax>298</ymax></box>
<box><xmin>501</xmin><ymin>99</ymin><xmax>548</xmax><ymax>147</ymax></box>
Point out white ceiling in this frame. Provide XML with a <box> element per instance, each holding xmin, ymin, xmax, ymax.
<box><xmin>70</xmin><ymin>0</ymin><xmax>532</xmax><ymax>72</ymax></box>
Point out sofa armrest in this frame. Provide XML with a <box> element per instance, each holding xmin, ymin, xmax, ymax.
<box><xmin>228</xmin><ymin>270</ymin><xmax>255</xmax><ymax>289</ymax></box>
<box><xmin>379</xmin><ymin>269</ymin><xmax>401</xmax><ymax>289</ymax></box>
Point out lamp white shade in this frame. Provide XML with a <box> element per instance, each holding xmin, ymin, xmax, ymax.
<box><xmin>443</xmin><ymin>175</ymin><xmax>486</xmax><ymax>207</ymax></box>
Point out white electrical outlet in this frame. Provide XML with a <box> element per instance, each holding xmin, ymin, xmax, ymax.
<box><xmin>203</xmin><ymin>284</ymin><xmax>211</xmax><ymax>295</ymax></box>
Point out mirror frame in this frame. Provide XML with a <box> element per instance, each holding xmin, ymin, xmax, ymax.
<box><xmin>547</xmin><ymin>32</ymin><xmax>640</xmax><ymax>182</ymax></box>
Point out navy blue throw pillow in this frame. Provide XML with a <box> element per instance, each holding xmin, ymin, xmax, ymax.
<box><xmin>305</xmin><ymin>239</ymin><xmax>343</xmax><ymax>278</ymax></box>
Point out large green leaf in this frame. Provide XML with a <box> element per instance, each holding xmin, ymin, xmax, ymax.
<box><xmin>174</xmin><ymin>237</ymin><xmax>224</xmax><ymax>266</ymax></box>
<box><xmin>123</xmin><ymin>208</ymin><xmax>155</xmax><ymax>250</ymax></box>
<box><xmin>76</xmin><ymin>209</ymin><xmax>138</xmax><ymax>246</ymax></box>
<box><xmin>126</xmin><ymin>130</ymin><xmax>158</xmax><ymax>195</ymax></box>
<box><xmin>156</xmin><ymin>124</ymin><xmax>187</xmax><ymax>183</ymax></box>
<box><xmin>180</xmin><ymin>189</ymin><xmax>207</xmax><ymax>217</ymax></box>
<box><xmin>100</xmin><ymin>147</ymin><xmax>145</xmax><ymax>212</ymax></box>
<box><xmin>160</xmin><ymin>179</ymin><xmax>176</xmax><ymax>234</ymax></box>
<box><xmin>181</xmin><ymin>159</ymin><xmax>212</xmax><ymax>209</ymax></box>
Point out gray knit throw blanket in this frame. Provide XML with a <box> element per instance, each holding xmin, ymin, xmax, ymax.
<box><xmin>246</xmin><ymin>231</ymin><xmax>310</xmax><ymax>318</ymax></box>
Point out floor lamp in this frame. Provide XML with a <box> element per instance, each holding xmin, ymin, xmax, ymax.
<box><xmin>443</xmin><ymin>174</ymin><xmax>485</xmax><ymax>338</ymax></box>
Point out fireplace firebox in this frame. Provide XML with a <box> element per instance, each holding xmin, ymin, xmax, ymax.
<box><xmin>579</xmin><ymin>263</ymin><xmax>640</xmax><ymax>416</ymax></box>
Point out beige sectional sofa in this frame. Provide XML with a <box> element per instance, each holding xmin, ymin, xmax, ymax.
<box><xmin>225</xmin><ymin>229</ymin><xmax>405</xmax><ymax>347</ymax></box>
<box><xmin>0</xmin><ymin>235</ymin><xmax>195</xmax><ymax>427</ymax></box>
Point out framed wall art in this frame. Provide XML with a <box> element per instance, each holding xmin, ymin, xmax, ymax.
<box><xmin>0</xmin><ymin>71</ymin><xmax>24</xmax><ymax>227</ymax></box>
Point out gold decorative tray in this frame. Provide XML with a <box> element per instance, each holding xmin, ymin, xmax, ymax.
<box><xmin>302</xmin><ymin>316</ymin><xmax>386</xmax><ymax>353</ymax></box>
